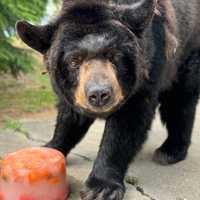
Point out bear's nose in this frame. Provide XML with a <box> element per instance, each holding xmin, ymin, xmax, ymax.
<box><xmin>86</xmin><ymin>85</ymin><xmax>112</xmax><ymax>108</ymax></box>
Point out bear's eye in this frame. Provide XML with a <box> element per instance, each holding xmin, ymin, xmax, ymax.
<box><xmin>70</xmin><ymin>60</ymin><xmax>78</xmax><ymax>69</ymax></box>
<box><xmin>104</xmin><ymin>49</ymin><xmax>120</xmax><ymax>62</ymax></box>
<box><xmin>107</xmin><ymin>52</ymin><xmax>114</xmax><ymax>61</ymax></box>
<box><xmin>69</xmin><ymin>56</ymin><xmax>83</xmax><ymax>70</ymax></box>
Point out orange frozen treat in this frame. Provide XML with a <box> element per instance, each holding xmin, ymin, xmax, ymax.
<box><xmin>0</xmin><ymin>147</ymin><xmax>69</xmax><ymax>200</ymax></box>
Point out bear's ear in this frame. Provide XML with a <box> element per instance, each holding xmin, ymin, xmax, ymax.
<box><xmin>115</xmin><ymin>0</ymin><xmax>157</xmax><ymax>36</ymax></box>
<box><xmin>16</xmin><ymin>20</ymin><xmax>55</xmax><ymax>54</ymax></box>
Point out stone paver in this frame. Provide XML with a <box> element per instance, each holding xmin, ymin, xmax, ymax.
<box><xmin>0</xmin><ymin>104</ymin><xmax>199</xmax><ymax>199</ymax></box>
<box><xmin>0</xmin><ymin>130</ymin><xmax>40</xmax><ymax>156</ymax></box>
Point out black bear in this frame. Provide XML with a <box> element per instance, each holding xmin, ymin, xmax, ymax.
<box><xmin>16</xmin><ymin>0</ymin><xmax>200</xmax><ymax>199</ymax></box>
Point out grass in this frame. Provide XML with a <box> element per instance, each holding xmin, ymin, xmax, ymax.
<box><xmin>0</xmin><ymin>83</ymin><xmax>55</xmax><ymax>113</ymax></box>
<box><xmin>0</xmin><ymin>53</ymin><xmax>56</xmax><ymax>127</ymax></box>
<box><xmin>3</xmin><ymin>118</ymin><xmax>31</xmax><ymax>138</ymax></box>
<box><xmin>4</xmin><ymin>119</ymin><xmax>23</xmax><ymax>132</ymax></box>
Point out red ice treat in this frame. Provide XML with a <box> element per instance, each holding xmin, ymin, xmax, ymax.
<box><xmin>0</xmin><ymin>147</ymin><xmax>69</xmax><ymax>200</ymax></box>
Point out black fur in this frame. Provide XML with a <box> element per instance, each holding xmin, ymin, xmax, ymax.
<box><xmin>16</xmin><ymin>0</ymin><xmax>200</xmax><ymax>199</ymax></box>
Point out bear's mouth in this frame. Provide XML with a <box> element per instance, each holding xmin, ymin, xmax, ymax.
<box><xmin>75</xmin><ymin>95</ymin><xmax>125</xmax><ymax>118</ymax></box>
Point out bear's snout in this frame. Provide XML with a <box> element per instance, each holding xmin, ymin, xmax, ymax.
<box><xmin>86</xmin><ymin>83</ymin><xmax>113</xmax><ymax>108</ymax></box>
<box><xmin>74</xmin><ymin>59</ymin><xmax>124</xmax><ymax>114</ymax></box>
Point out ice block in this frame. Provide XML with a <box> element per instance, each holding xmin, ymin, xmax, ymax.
<box><xmin>0</xmin><ymin>147</ymin><xmax>69</xmax><ymax>200</ymax></box>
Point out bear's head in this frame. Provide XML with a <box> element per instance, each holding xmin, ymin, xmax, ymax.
<box><xmin>16</xmin><ymin>0</ymin><xmax>157</xmax><ymax>117</ymax></box>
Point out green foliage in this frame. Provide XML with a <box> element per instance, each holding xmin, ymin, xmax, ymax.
<box><xmin>0</xmin><ymin>39</ymin><xmax>35</xmax><ymax>75</ymax></box>
<box><xmin>4</xmin><ymin>119</ymin><xmax>22</xmax><ymax>132</ymax></box>
<box><xmin>0</xmin><ymin>0</ymin><xmax>59</xmax><ymax>76</ymax></box>
<box><xmin>4</xmin><ymin>118</ymin><xmax>29</xmax><ymax>138</ymax></box>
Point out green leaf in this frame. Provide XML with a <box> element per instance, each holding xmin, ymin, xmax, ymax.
<box><xmin>0</xmin><ymin>0</ymin><xmax>60</xmax><ymax>76</ymax></box>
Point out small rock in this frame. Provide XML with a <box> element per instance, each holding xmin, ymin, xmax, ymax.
<box><xmin>125</xmin><ymin>176</ymin><xmax>139</xmax><ymax>186</ymax></box>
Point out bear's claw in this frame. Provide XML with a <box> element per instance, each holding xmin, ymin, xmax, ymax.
<box><xmin>80</xmin><ymin>177</ymin><xmax>125</xmax><ymax>200</ymax></box>
<box><xmin>153</xmin><ymin>148</ymin><xmax>187</xmax><ymax>165</ymax></box>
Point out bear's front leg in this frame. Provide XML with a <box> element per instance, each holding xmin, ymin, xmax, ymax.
<box><xmin>81</xmin><ymin>96</ymin><xmax>157</xmax><ymax>200</ymax></box>
<box><xmin>45</xmin><ymin>101</ymin><xmax>94</xmax><ymax>156</ymax></box>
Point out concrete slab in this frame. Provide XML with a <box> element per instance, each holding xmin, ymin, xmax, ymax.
<box><xmin>0</xmin><ymin>130</ymin><xmax>41</xmax><ymax>157</ymax></box>
<box><xmin>21</xmin><ymin>118</ymin><xmax>56</xmax><ymax>142</ymax></box>
<box><xmin>0</xmin><ymin>104</ymin><xmax>199</xmax><ymax>200</ymax></box>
